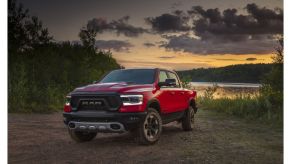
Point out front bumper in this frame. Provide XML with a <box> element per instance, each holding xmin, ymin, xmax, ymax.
<box><xmin>63</xmin><ymin>111</ymin><xmax>147</xmax><ymax>131</ymax></box>
<box><xmin>68</xmin><ymin>121</ymin><xmax>126</xmax><ymax>133</ymax></box>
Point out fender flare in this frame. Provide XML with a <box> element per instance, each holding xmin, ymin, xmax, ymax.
<box><xmin>188</xmin><ymin>97</ymin><xmax>198</xmax><ymax>113</ymax></box>
<box><xmin>146</xmin><ymin>98</ymin><xmax>161</xmax><ymax>113</ymax></box>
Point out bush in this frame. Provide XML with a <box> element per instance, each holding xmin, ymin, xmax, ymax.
<box><xmin>8</xmin><ymin>0</ymin><xmax>122</xmax><ymax>113</ymax></box>
<box><xmin>197</xmin><ymin>37</ymin><xmax>283</xmax><ymax>126</ymax></box>
<box><xmin>8</xmin><ymin>43</ymin><xmax>121</xmax><ymax>113</ymax></box>
<box><xmin>198</xmin><ymin>86</ymin><xmax>283</xmax><ymax>125</ymax></box>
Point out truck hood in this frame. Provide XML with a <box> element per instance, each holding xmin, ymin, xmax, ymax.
<box><xmin>72</xmin><ymin>82</ymin><xmax>154</xmax><ymax>93</ymax></box>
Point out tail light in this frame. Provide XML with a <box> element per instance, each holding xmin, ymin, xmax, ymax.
<box><xmin>63</xmin><ymin>96</ymin><xmax>72</xmax><ymax>113</ymax></box>
<box><xmin>64</xmin><ymin>105</ymin><xmax>72</xmax><ymax>112</ymax></box>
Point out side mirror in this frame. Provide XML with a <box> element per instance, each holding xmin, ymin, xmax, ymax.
<box><xmin>158</xmin><ymin>78</ymin><xmax>177</xmax><ymax>87</ymax></box>
<box><xmin>93</xmin><ymin>80</ymin><xmax>98</xmax><ymax>84</ymax></box>
<box><xmin>165</xmin><ymin>78</ymin><xmax>177</xmax><ymax>86</ymax></box>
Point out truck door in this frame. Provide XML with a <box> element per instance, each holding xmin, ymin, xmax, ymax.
<box><xmin>167</xmin><ymin>71</ymin><xmax>188</xmax><ymax>111</ymax></box>
<box><xmin>156</xmin><ymin>70</ymin><xmax>175</xmax><ymax>113</ymax></box>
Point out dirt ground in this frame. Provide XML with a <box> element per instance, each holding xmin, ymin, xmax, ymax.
<box><xmin>8</xmin><ymin>110</ymin><xmax>283</xmax><ymax>164</ymax></box>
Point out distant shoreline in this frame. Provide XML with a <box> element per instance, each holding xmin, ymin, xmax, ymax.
<box><xmin>190</xmin><ymin>82</ymin><xmax>262</xmax><ymax>88</ymax></box>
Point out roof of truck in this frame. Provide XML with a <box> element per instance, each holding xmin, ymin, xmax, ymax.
<box><xmin>119</xmin><ymin>68</ymin><xmax>174</xmax><ymax>71</ymax></box>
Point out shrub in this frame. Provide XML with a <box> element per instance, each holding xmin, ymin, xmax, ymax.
<box><xmin>8</xmin><ymin>43</ymin><xmax>121</xmax><ymax>113</ymax></box>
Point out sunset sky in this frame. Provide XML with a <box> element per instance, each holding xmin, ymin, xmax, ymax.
<box><xmin>19</xmin><ymin>0</ymin><xmax>283</xmax><ymax>70</ymax></box>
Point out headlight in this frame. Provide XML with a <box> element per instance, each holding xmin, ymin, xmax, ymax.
<box><xmin>120</xmin><ymin>94</ymin><xmax>143</xmax><ymax>106</ymax></box>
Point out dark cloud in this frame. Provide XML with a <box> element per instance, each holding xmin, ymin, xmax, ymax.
<box><xmin>143</xmin><ymin>42</ymin><xmax>156</xmax><ymax>47</ymax></box>
<box><xmin>160</xmin><ymin>34</ymin><xmax>275</xmax><ymax>55</ymax></box>
<box><xmin>95</xmin><ymin>40</ymin><xmax>134</xmax><ymax>52</ymax></box>
<box><xmin>246</xmin><ymin>58</ymin><xmax>257</xmax><ymax>61</ymax></box>
<box><xmin>159</xmin><ymin>56</ymin><xmax>175</xmax><ymax>59</ymax></box>
<box><xmin>188</xmin><ymin>3</ymin><xmax>283</xmax><ymax>42</ymax></box>
<box><xmin>145</xmin><ymin>12</ymin><xmax>190</xmax><ymax>33</ymax></box>
<box><xmin>86</xmin><ymin>16</ymin><xmax>148</xmax><ymax>37</ymax></box>
<box><xmin>159</xmin><ymin>3</ymin><xmax>282</xmax><ymax>55</ymax></box>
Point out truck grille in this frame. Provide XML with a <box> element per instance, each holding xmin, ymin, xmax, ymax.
<box><xmin>70</xmin><ymin>93</ymin><xmax>121</xmax><ymax>111</ymax></box>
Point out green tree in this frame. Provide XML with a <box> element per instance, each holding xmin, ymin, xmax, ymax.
<box><xmin>79</xmin><ymin>27</ymin><xmax>97</xmax><ymax>48</ymax></box>
<box><xmin>8</xmin><ymin>1</ymin><xmax>121</xmax><ymax>113</ymax></box>
<box><xmin>260</xmin><ymin>36</ymin><xmax>283</xmax><ymax>120</ymax></box>
<box><xmin>8</xmin><ymin>0</ymin><xmax>52</xmax><ymax>52</ymax></box>
<box><xmin>262</xmin><ymin>37</ymin><xmax>283</xmax><ymax>92</ymax></box>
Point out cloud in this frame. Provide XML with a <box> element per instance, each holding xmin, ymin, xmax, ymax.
<box><xmin>95</xmin><ymin>40</ymin><xmax>134</xmax><ymax>52</ymax></box>
<box><xmin>145</xmin><ymin>12</ymin><xmax>190</xmax><ymax>33</ymax></box>
<box><xmin>118</xmin><ymin>59</ymin><xmax>210</xmax><ymax>70</ymax></box>
<box><xmin>159</xmin><ymin>56</ymin><xmax>176</xmax><ymax>59</ymax></box>
<box><xmin>188</xmin><ymin>3</ymin><xmax>283</xmax><ymax>42</ymax></box>
<box><xmin>246</xmin><ymin>58</ymin><xmax>257</xmax><ymax>61</ymax></box>
<box><xmin>215</xmin><ymin>58</ymin><xmax>242</xmax><ymax>61</ymax></box>
<box><xmin>86</xmin><ymin>16</ymin><xmax>148</xmax><ymax>37</ymax></box>
<box><xmin>170</xmin><ymin>2</ymin><xmax>183</xmax><ymax>10</ymax></box>
<box><xmin>143</xmin><ymin>42</ymin><xmax>156</xmax><ymax>47</ymax></box>
<box><xmin>159</xmin><ymin>3</ymin><xmax>282</xmax><ymax>55</ymax></box>
<box><xmin>160</xmin><ymin>34</ymin><xmax>275</xmax><ymax>55</ymax></box>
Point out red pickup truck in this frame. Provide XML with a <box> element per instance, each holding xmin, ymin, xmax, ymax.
<box><xmin>63</xmin><ymin>68</ymin><xmax>197</xmax><ymax>145</ymax></box>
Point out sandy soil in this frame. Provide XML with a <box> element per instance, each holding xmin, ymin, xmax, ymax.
<box><xmin>8</xmin><ymin>110</ymin><xmax>283</xmax><ymax>164</ymax></box>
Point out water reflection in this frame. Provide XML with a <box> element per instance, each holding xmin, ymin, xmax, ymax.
<box><xmin>190</xmin><ymin>82</ymin><xmax>261</xmax><ymax>99</ymax></box>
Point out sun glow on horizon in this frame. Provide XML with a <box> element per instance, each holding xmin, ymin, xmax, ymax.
<box><xmin>112</xmin><ymin>45</ymin><xmax>274</xmax><ymax>70</ymax></box>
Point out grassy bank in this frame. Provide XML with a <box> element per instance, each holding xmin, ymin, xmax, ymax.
<box><xmin>197</xmin><ymin>86</ymin><xmax>283</xmax><ymax>126</ymax></box>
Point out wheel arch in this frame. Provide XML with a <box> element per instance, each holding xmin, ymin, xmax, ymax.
<box><xmin>146</xmin><ymin>98</ymin><xmax>161</xmax><ymax>114</ymax></box>
<box><xmin>188</xmin><ymin>98</ymin><xmax>198</xmax><ymax>113</ymax></box>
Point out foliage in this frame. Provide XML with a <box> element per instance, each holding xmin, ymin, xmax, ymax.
<box><xmin>9</xmin><ymin>43</ymin><xmax>121</xmax><ymax>113</ymax></box>
<box><xmin>8</xmin><ymin>0</ymin><xmax>52</xmax><ymax>52</ymax></box>
<box><xmin>179</xmin><ymin>75</ymin><xmax>193</xmax><ymax>89</ymax></box>
<box><xmin>79</xmin><ymin>27</ymin><xmax>97</xmax><ymax>48</ymax></box>
<box><xmin>203</xmin><ymin>85</ymin><xmax>218</xmax><ymax>99</ymax></box>
<box><xmin>272</xmin><ymin>37</ymin><xmax>284</xmax><ymax>64</ymax></box>
<box><xmin>198</xmin><ymin>37</ymin><xmax>283</xmax><ymax>126</ymax></box>
<box><xmin>198</xmin><ymin>92</ymin><xmax>282</xmax><ymax>125</ymax></box>
<box><xmin>177</xmin><ymin>63</ymin><xmax>274</xmax><ymax>83</ymax></box>
<box><xmin>260</xmin><ymin>36</ymin><xmax>283</xmax><ymax>117</ymax></box>
<box><xmin>8</xmin><ymin>1</ymin><xmax>121</xmax><ymax>113</ymax></box>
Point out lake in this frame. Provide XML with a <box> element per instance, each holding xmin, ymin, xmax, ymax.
<box><xmin>189</xmin><ymin>82</ymin><xmax>261</xmax><ymax>98</ymax></box>
<box><xmin>190</xmin><ymin>82</ymin><xmax>262</xmax><ymax>88</ymax></box>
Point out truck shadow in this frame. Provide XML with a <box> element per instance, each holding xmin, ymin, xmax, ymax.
<box><xmin>84</xmin><ymin>125</ymin><xmax>187</xmax><ymax>147</ymax></box>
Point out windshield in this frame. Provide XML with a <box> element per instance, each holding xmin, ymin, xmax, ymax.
<box><xmin>100</xmin><ymin>69</ymin><xmax>156</xmax><ymax>84</ymax></box>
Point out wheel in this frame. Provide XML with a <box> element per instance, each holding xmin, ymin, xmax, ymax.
<box><xmin>137</xmin><ymin>108</ymin><xmax>162</xmax><ymax>145</ymax></box>
<box><xmin>182</xmin><ymin>106</ymin><xmax>195</xmax><ymax>131</ymax></box>
<box><xmin>68</xmin><ymin>128</ymin><xmax>97</xmax><ymax>142</ymax></box>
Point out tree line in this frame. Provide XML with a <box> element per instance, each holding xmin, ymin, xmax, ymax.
<box><xmin>8</xmin><ymin>0</ymin><xmax>121</xmax><ymax>112</ymax></box>
<box><xmin>177</xmin><ymin>63</ymin><xmax>274</xmax><ymax>83</ymax></box>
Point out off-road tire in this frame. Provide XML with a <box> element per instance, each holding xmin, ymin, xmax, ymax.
<box><xmin>182</xmin><ymin>106</ymin><xmax>195</xmax><ymax>131</ymax></box>
<box><xmin>68</xmin><ymin>129</ymin><xmax>97</xmax><ymax>142</ymax></box>
<box><xmin>137</xmin><ymin>108</ymin><xmax>162</xmax><ymax>145</ymax></box>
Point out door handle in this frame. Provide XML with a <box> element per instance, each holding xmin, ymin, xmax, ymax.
<box><xmin>181</xmin><ymin>92</ymin><xmax>185</xmax><ymax>94</ymax></box>
<box><xmin>170</xmin><ymin>91</ymin><xmax>175</xmax><ymax>95</ymax></box>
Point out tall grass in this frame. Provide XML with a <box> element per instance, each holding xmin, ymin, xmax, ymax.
<box><xmin>197</xmin><ymin>86</ymin><xmax>283</xmax><ymax>125</ymax></box>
